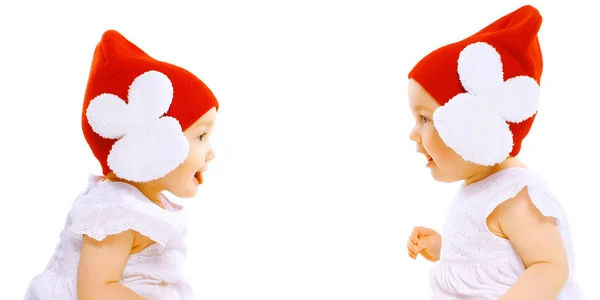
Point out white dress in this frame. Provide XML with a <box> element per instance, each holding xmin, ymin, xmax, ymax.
<box><xmin>24</xmin><ymin>175</ymin><xmax>193</xmax><ymax>300</ymax></box>
<box><xmin>430</xmin><ymin>167</ymin><xmax>585</xmax><ymax>299</ymax></box>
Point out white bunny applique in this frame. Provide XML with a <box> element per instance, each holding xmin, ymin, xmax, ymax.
<box><xmin>433</xmin><ymin>42</ymin><xmax>541</xmax><ymax>166</ymax></box>
<box><xmin>86</xmin><ymin>70</ymin><xmax>189</xmax><ymax>182</ymax></box>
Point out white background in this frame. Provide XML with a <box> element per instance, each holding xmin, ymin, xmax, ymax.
<box><xmin>1</xmin><ymin>0</ymin><xmax>597</xmax><ymax>299</ymax></box>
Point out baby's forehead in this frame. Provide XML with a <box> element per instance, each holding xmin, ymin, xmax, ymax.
<box><xmin>190</xmin><ymin>110</ymin><xmax>217</xmax><ymax>127</ymax></box>
<box><xmin>411</xmin><ymin>103</ymin><xmax>434</xmax><ymax>110</ymax></box>
<box><xmin>190</xmin><ymin>118</ymin><xmax>214</xmax><ymax>128</ymax></box>
<box><xmin>408</xmin><ymin>84</ymin><xmax>440</xmax><ymax>111</ymax></box>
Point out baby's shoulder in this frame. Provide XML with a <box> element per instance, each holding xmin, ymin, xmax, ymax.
<box><xmin>479</xmin><ymin>168</ymin><xmax>567</xmax><ymax>227</ymax></box>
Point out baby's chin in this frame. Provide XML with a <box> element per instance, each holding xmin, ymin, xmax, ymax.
<box><xmin>168</xmin><ymin>179</ymin><xmax>201</xmax><ymax>199</ymax></box>
<box><xmin>170</xmin><ymin>189</ymin><xmax>199</xmax><ymax>200</ymax></box>
<box><xmin>430</xmin><ymin>173</ymin><xmax>454</xmax><ymax>183</ymax></box>
<box><xmin>429</xmin><ymin>165</ymin><xmax>463</xmax><ymax>183</ymax></box>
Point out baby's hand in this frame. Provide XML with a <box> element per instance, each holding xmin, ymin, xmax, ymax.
<box><xmin>407</xmin><ymin>226</ymin><xmax>441</xmax><ymax>262</ymax></box>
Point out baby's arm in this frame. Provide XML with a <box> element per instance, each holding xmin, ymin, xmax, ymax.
<box><xmin>77</xmin><ymin>230</ymin><xmax>146</xmax><ymax>300</ymax></box>
<box><xmin>492</xmin><ymin>187</ymin><xmax>569</xmax><ymax>300</ymax></box>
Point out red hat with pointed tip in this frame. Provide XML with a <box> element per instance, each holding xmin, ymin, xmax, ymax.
<box><xmin>82</xmin><ymin>30</ymin><xmax>218</xmax><ymax>180</ymax></box>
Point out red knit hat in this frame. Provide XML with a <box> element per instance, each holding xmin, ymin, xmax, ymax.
<box><xmin>408</xmin><ymin>5</ymin><xmax>543</xmax><ymax>166</ymax></box>
<box><xmin>82</xmin><ymin>30</ymin><xmax>219</xmax><ymax>182</ymax></box>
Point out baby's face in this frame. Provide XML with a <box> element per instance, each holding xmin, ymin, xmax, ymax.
<box><xmin>407</xmin><ymin>79</ymin><xmax>484</xmax><ymax>183</ymax></box>
<box><xmin>153</xmin><ymin>107</ymin><xmax>217</xmax><ymax>198</ymax></box>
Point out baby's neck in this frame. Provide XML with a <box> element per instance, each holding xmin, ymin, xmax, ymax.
<box><xmin>464</xmin><ymin>157</ymin><xmax>527</xmax><ymax>186</ymax></box>
<box><xmin>129</xmin><ymin>183</ymin><xmax>168</xmax><ymax>209</ymax></box>
<box><xmin>102</xmin><ymin>175</ymin><xmax>168</xmax><ymax>210</ymax></box>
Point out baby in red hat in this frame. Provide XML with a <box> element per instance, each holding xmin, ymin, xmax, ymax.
<box><xmin>24</xmin><ymin>30</ymin><xmax>218</xmax><ymax>299</ymax></box>
<box><xmin>405</xmin><ymin>5</ymin><xmax>584</xmax><ymax>299</ymax></box>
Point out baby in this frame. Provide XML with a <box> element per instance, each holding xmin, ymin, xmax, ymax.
<box><xmin>405</xmin><ymin>5</ymin><xmax>584</xmax><ymax>299</ymax></box>
<box><xmin>24</xmin><ymin>30</ymin><xmax>218</xmax><ymax>299</ymax></box>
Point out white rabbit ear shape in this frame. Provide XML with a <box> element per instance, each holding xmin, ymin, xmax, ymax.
<box><xmin>457</xmin><ymin>42</ymin><xmax>504</xmax><ymax>96</ymax></box>
<box><xmin>499</xmin><ymin>76</ymin><xmax>540</xmax><ymax>123</ymax></box>
<box><xmin>86</xmin><ymin>71</ymin><xmax>189</xmax><ymax>182</ymax></box>
<box><xmin>86</xmin><ymin>94</ymin><xmax>132</xmax><ymax>139</ymax></box>
<box><xmin>127</xmin><ymin>71</ymin><xmax>174</xmax><ymax>122</ymax></box>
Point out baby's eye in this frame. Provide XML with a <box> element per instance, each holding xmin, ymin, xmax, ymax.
<box><xmin>420</xmin><ymin>115</ymin><xmax>430</xmax><ymax>123</ymax></box>
<box><xmin>197</xmin><ymin>133</ymin><xmax>206</xmax><ymax>141</ymax></box>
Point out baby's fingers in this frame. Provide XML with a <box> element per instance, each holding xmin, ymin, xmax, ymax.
<box><xmin>408</xmin><ymin>246</ymin><xmax>418</xmax><ymax>259</ymax></box>
<box><xmin>410</xmin><ymin>227</ymin><xmax>422</xmax><ymax>243</ymax></box>
<box><xmin>407</xmin><ymin>240</ymin><xmax>421</xmax><ymax>259</ymax></box>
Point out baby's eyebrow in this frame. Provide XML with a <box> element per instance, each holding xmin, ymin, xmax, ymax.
<box><xmin>196</xmin><ymin>120</ymin><xmax>215</xmax><ymax>128</ymax></box>
<box><xmin>412</xmin><ymin>104</ymin><xmax>433</xmax><ymax>112</ymax></box>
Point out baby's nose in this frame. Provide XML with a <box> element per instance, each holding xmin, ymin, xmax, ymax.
<box><xmin>207</xmin><ymin>150</ymin><xmax>216</xmax><ymax>161</ymax></box>
<box><xmin>409</xmin><ymin>127</ymin><xmax>421</xmax><ymax>143</ymax></box>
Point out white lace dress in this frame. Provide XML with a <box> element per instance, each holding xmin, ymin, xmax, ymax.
<box><xmin>24</xmin><ymin>175</ymin><xmax>193</xmax><ymax>300</ymax></box>
<box><xmin>430</xmin><ymin>167</ymin><xmax>585</xmax><ymax>299</ymax></box>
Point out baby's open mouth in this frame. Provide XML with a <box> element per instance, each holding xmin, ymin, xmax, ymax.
<box><xmin>426</xmin><ymin>155</ymin><xmax>433</xmax><ymax>166</ymax></box>
<box><xmin>194</xmin><ymin>172</ymin><xmax>203</xmax><ymax>184</ymax></box>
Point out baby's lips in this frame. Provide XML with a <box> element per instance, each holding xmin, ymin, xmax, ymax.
<box><xmin>194</xmin><ymin>172</ymin><xmax>203</xmax><ymax>184</ymax></box>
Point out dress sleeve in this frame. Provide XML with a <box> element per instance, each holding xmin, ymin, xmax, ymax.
<box><xmin>68</xmin><ymin>182</ymin><xmax>176</xmax><ymax>247</ymax></box>
<box><xmin>482</xmin><ymin>172</ymin><xmax>565</xmax><ymax>226</ymax></box>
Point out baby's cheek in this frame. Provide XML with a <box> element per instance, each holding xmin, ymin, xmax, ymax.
<box><xmin>187</xmin><ymin>149</ymin><xmax>205</xmax><ymax>169</ymax></box>
<box><xmin>426</xmin><ymin>132</ymin><xmax>447</xmax><ymax>157</ymax></box>
<box><xmin>185</xmin><ymin>143</ymin><xmax>201</xmax><ymax>161</ymax></box>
